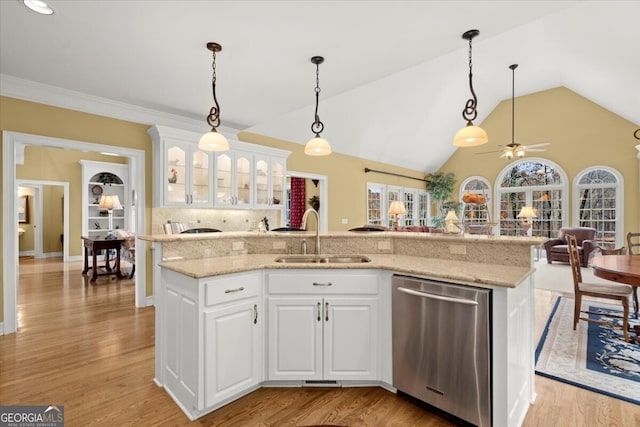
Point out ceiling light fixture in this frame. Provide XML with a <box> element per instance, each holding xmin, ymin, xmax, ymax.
<box><xmin>304</xmin><ymin>56</ymin><xmax>331</xmax><ymax>156</ymax></box>
<box><xmin>453</xmin><ymin>29</ymin><xmax>488</xmax><ymax>148</ymax></box>
<box><xmin>198</xmin><ymin>42</ymin><xmax>229</xmax><ymax>152</ymax></box>
<box><xmin>23</xmin><ymin>0</ymin><xmax>53</xmax><ymax>15</ymax></box>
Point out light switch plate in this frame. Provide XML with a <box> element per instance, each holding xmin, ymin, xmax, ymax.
<box><xmin>378</xmin><ymin>240</ymin><xmax>391</xmax><ymax>250</ymax></box>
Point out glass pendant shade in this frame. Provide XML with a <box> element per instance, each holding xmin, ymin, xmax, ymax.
<box><xmin>304</xmin><ymin>136</ymin><xmax>332</xmax><ymax>156</ymax></box>
<box><xmin>198</xmin><ymin>129</ymin><xmax>229</xmax><ymax>151</ymax></box>
<box><xmin>453</xmin><ymin>124</ymin><xmax>489</xmax><ymax>147</ymax></box>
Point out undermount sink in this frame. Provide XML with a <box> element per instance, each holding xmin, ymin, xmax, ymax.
<box><xmin>274</xmin><ymin>255</ymin><xmax>371</xmax><ymax>264</ymax></box>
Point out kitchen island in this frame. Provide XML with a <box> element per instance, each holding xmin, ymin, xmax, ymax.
<box><xmin>140</xmin><ymin>231</ymin><xmax>542</xmax><ymax>426</ymax></box>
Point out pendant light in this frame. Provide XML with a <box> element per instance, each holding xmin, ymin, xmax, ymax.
<box><xmin>304</xmin><ymin>56</ymin><xmax>332</xmax><ymax>156</ymax></box>
<box><xmin>453</xmin><ymin>29</ymin><xmax>488</xmax><ymax>148</ymax></box>
<box><xmin>198</xmin><ymin>42</ymin><xmax>229</xmax><ymax>152</ymax></box>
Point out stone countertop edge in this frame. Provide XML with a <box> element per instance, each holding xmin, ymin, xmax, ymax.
<box><xmin>140</xmin><ymin>230</ymin><xmax>545</xmax><ymax>246</ymax></box>
<box><xmin>158</xmin><ymin>254</ymin><xmax>534</xmax><ymax>289</ymax></box>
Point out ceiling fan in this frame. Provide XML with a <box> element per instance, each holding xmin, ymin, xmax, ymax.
<box><xmin>477</xmin><ymin>64</ymin><xmax>551</xmax><ymax>159</ymax></box>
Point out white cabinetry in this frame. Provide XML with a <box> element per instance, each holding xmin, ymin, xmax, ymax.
<box><xmin>80</xmin><ymin>160</ymin><xmax>130</xmax><ymax>240</ymax></box>
<box><xmin>266</xmin><ymin>271</ymin><xmax>379</xmax><ymax>382</ymax></box>
<box><xmin>149</xmin><ymin>125</ymin><xmax>290</xmax><ymax>209</ymax></box>
<box><xmin>149</xmin><ymin>126</ymin><xmax>214</xmax><ymax>207</ymax></box>
<box><xmin>253</xmin><ymin>156</ymin><xmax>285</xmax><ymax>208</ymax></box>
<box><xmin>214</xmin><ymin>150</ymin><xmax>252</xmax><ymax>207</ymax></box>
<box><xmin>160</xmin><ymin>269</ymin><xmax>262</xmax><ymax>420</ymax></box>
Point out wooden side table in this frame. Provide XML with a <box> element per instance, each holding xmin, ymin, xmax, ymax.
<box><xmin>81</xmin><ymin>236</ymin><xmax>124</xmax><ymax>282</ymax></box>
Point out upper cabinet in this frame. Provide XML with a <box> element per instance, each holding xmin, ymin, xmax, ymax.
<box><xmin>149</xmin><ymin>125</ymin><xmax>290</xmax><ymax>209</ymax></box>
<box><xmin>215</xmin><ymin>150</ymin><xmax>252</xmax><ymax>208</ymax></box>
<box><xmin>164</xmin><ymin>139</ymin><xmax>214</xmax><ymax>207</ymax></box>
<box><xmin>253</xmin><ymin>156</ymin><xmax>285</xmax><ymax>209</ymax></box>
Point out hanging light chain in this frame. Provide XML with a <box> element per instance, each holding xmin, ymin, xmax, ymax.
<box><xmin>310</xmin><ymin>56</ymin><xmax>325</xmax><ymax>137</ymax></box>
<box><xmin>462</xmin><ymin>30</ymin><xmax>479</xmax><ymax>124</ymax></box>
<box><xmin>206</xmin><ymin>43</ymin><xmax>222</xmax><ymax>130</ymax></box>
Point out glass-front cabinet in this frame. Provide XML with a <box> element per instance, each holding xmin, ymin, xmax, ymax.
<box><xmin>215</xmin><ymin>151</ymin><xmax>252</xmax><ymax>207</ymax></box>
<box><xmin>253</xmin><ymin>156</ymin><xmax>285</xmax><ymax>209</ymax></box>
<box><xmin>164</xmin><ymin>140</ymin><xmax>213</xmax><ymax>207</ymax></box>
<box><xmin>149</xmin><ymin>125</ymin><xmax>291</xmax><ymax>210</ymax></box>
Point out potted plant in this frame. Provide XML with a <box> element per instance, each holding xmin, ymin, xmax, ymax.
<box><xmin>308</xmin><ymin>195</ymin><xmax>320</xmax><ymax>211</ymax></box>
<box><xmin>425</xmin><ymin>172</ymin><xmax>459</xmax><ymax>228</ymax></box>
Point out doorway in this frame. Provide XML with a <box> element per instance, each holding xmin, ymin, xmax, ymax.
<box><xmin>17</xmin><ymin>181</ymin><xmax>69</xmax><ymax>260</ymax></box>
<box><xmin>3</xmin><ymin>131</ymin><xmax>147</xmax><ymax>335</ymax></box>
<box><xmin>286</xmin><ymin>171</ymin><xmax>328</xmax><ymax>232</ymax></box>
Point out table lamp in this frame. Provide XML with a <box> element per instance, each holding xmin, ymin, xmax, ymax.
<box><xmin>517</xmin><ymin>206</ymin><xmax>537</xmax><ymax>236</ymax></box>
<box><xmin>99</xmin><ymin>194</ymin><xmax>123</xmax><ymax>239</ymax></box>
<box><xmin>445</xmin><ymin>210</ymin><xmax>461</xmax><ymax>234</ymax></box>
<box><xmin>388</xmin><ymin>201</ymin><xmax>406</xmax><ymax>230</ymax></box>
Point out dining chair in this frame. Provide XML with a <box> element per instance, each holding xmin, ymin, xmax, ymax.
<box><xmin>567</xmin><ymin>234</ymin><xmax>632</xmax><ymax>342</ymax></box>
<box><xmin>628</xmin><ymin>232</ymin><xmax>640</xmax><ymax>255</ymax></box>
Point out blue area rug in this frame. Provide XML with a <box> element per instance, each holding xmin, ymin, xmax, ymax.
<box><xmin>535</xmin><ymin>296</ymin><xmax>640</xmax><ymax>405</ymax></box>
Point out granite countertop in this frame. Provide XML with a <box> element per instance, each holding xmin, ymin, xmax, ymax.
<box><xmin>159</xmin><ymin>253</ymin><xmax>533</xmax><ymax>289</ymax></box>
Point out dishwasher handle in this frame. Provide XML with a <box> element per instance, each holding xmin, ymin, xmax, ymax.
<box><xmin>397</xmin><ymin>286</ymin><xmax>479</xmax><ymax>306</ymax></box>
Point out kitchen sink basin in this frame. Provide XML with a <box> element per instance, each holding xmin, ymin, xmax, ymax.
<box><xmin>274</xmin><ymin>255</ymin><xmax>371</xmax><ymax>264</ymax></box>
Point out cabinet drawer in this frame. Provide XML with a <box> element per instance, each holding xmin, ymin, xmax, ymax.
<box><xmin>267</xmin><ymin>272</ymin><xmax>378</xmax><ymax>295</ymax></box>
<box><xmin>205</xmin><ymin>272</ymin><xmax>261</xmax><ymax>306</ymax></box>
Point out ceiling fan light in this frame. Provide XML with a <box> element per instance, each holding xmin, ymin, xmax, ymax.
<box><xmin>453</xmin><ymin>124</ymin><xmax>489</xmax><ymax>147</ymax></box>
<box><xmin>516</xmin><ymin>148</ymin><xmax>525</xmax><ymax>157</ymax></box>
<box><xmin>304</xmin><ymin>137</ymin><xmax>332</xmax><ymax>156</ymax></box>
<box><xmin>23</xmin><ymin>0</ymin><xmax>54</xmax><ymax>15</ymax></box>
<box><xmin>505</xmin><ymin>150</ymin><xmax>514</xmax><ymax>160</ymax></box>
<box><xmin>198</xmin><ymin>130</ymin><xmax>229</xmax><ymax>151</ymax></box>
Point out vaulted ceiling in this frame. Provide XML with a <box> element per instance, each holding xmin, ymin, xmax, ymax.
<box><xmin>1</xmin><ymin>1</ymin><xmax>638</xmax><ymax>172</ymax></box>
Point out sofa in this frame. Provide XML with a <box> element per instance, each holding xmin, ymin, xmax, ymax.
<box><xmin>544</xmin><ymin>226</ymin><xmax>597</xmax><ymax>267</ymax></box>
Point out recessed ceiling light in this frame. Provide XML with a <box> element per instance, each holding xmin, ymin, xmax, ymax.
<box><xmin>23</xmin><ymin>0</ymin><xmax>54</xmax><ymax>15</ymax></box>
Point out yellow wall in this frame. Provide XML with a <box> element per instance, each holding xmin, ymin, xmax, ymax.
<box><xmin>239</xmin><ymin>132</ymin><xmax>428</xmax><ymax>230</ymax></box>
<box><xmin>17</xmin><ymin>146</ymin><xmax>127</xmax><ymax>256</ymax></box>
<box><xmin>439</xmin><ymin>87</ymin><xmax>639</xmax><ymax>235</ymax></box>
<box><xmin>0</xmin><ymin>96</ymin><xmax>153</xmax><ymax>323</ymax></box>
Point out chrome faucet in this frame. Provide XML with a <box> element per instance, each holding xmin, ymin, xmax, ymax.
<box><xmin>301</xmin><ymin>208</ymin><xmax>321</xmax><ymax>255</ymax></box>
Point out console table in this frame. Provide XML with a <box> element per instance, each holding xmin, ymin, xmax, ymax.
<box><xmin>81</xmin><ymin>236</ymin><xmax>124</xmax><ymax>282</ymax></box>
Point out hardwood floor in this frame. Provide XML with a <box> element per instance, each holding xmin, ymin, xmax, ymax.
<box><xmin>1</xmin><ymin>257</ymin><xmax>638</xmax><ymax>426</ymax></box>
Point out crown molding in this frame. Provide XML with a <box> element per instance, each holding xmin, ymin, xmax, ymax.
<box><xmin>0</xmin><ymin>74</ymin><xmax>241</xmax><ymax>136</ymax></box>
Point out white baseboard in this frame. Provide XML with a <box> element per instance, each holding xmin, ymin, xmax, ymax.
<box><xmin>146</xmin><ymin>296</ymin><xmax>154</xmax><ymax>307</ymax></box>
<box><xmin>0</xmin><ymin>322</ymin><xmax>4</xmax><ymax>335</ymax></box>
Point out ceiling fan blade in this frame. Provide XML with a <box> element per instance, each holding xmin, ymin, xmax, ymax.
<box><xmin>523</xmin><ymin>142</ymin><xmax>551</xmax><ymax>149</ymax></box>
<box><xmin>524</xmin><ymin>148</ymin><xmax>547</xmax><ymax>152</ymax></box>
<box><xmin>475</xmin><ymin>150</ymin><xmax>504</xmax><ymax>154</ymax></box>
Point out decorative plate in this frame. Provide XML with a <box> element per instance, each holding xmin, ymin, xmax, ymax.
<box><xmin>91</xmin><ymin>185</ymin><xmax>103</xmax><ymax>195</ymax></box>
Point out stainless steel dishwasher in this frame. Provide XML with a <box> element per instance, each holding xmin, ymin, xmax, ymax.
<box><xmin>392</xmin><ymin>275</ymin><xmax>491</xmax><ymax>427</ymax></box>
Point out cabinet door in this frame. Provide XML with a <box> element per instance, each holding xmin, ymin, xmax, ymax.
<box><xmin>190</xmin><ymin>148</ymin><xmax>212</xmax><ymax>206</ymax></box>
<box><xmin>204</xmin><ymin>299</ymin><xmax>261</xmax><ymax>408</ymax></box>
<box><xmin>165</xmin><ymin>141</ymin><xmax>190</xmax><ymax>206</ymax></box>
<box><xmin>267</xmin><ymin>297</ymin><xmax>322</xmax><ymax>380</ymax></box>
<box><xmin>323</xmin><ymin>298</ymin><xmax>379</xmax><ymax>381</ymax></box>
<box><xmin>254</xmin><ymin>158</ymin><xmax>270</xmax><ymax>207</ymax></box>
<box><xmin>235</xmin><ymin>153</ymin><xmax>252</xmax><ymax>207</ymax></box>
<box><xmin>271</xmin><ymin>159</ymin><xmax>285</xmax><ymax>208</ymax></box>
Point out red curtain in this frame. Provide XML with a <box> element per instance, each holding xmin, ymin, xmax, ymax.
<box><xmin>290</xmin><ymin>177</ymin><xmax>306</xmax><ymax>228</ymax></box>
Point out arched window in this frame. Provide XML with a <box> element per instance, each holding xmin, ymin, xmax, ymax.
<box><xmin>574</xmin><ymin>166</ymin><xmax>624</xmax><ymax>248</ymax></box>
<box><xmin>496</xmin><ymin>159</ymin><xmax>568</xmax><ymax>237</ymax></box>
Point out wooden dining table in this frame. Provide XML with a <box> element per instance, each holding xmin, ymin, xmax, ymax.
<box><xmin>592</xmin><ymin>255</ymin><xmax>640</xmax><ymax>287</ymax></box>
<box><xmin>592</xmin><ymin>255</ymin><xmax>640</xmax><ymax>340</ymax></box>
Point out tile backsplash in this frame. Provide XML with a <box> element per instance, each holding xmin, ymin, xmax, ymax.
<box><xmin>152</xmin><ymin>208</ymin><xmax>282</xmax><ymax>234</ymax></box>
